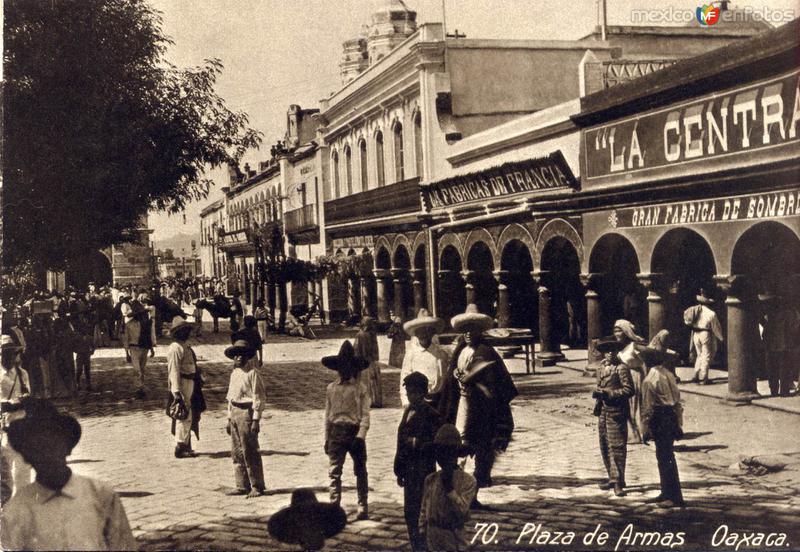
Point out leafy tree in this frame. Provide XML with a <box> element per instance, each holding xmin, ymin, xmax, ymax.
<box><xmin>3</xmin><ymin>0</ymin><xmax>261</xmax><ymax>273</ymax></box>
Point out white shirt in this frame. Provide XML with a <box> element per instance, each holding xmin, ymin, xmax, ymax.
<box><xmin>1</xmin><ymin>366</ymin><xmax>30</xmax><ymax>403</ymax></box>
<box><xmin>226</xmin><ymin>363</ymin><xmax>266</xmax><ymax>420</ymax></box>
<box><xmin>1</xmin><ymin>474</ymin><xmax>137</xmax><ymax>551</ymax></box>
<box><xmin>166</xmin><ymin>342</ymin><xmax>196</xmax><ymax>394</ymax></box>
<box><xmin>399</xmin><ymin>341</ymin><xmax>450</xmax><ymax>406</ymax></box>
<box><xmin>324</xmin><ymin>379</ymin><xmax>370</xmax><ymax>439</ymax></box>
<box><xmin>684</xmin><ymin>304</ymin><xmax>724</xmax><ymax>342</ymax></box>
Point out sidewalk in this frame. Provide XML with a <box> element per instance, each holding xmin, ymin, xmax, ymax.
<box><xmin>550</xmin><ymin>346</ymin><xmax>800</xmax><ymax>416</ymax></box>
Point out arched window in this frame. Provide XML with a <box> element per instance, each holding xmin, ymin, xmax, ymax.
<box><xmin>393</xmin><ymin>122</ymin><xmax>404</xmax><ymax>182</ymax></box>
<box><xmin>344</xmin><ymin>145</ymin><xmax>353</xmax><ymax>195</ymax></box>
<box><xmin>414</xmin><ymin>111</ymin><xmax>423</xmax><ymax>178</ymax></box>
<box><xmin>359</xmin><ymin>139</ymin><xmax>368</xmax><ymax>191</ymax></box>
<box><xmin>375</xmin><ymin>131</ymin><xmax>385</xmax><ymax>187</ymax></box>
<box><xmin>332</xmin><ymin>150</ymin><xmax>340</xmax><ymax>198</ymax></box>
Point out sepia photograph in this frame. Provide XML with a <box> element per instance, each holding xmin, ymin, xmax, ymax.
<box><xmin>1</xmin><ymin>0</ymin><xmax>799</xmax><ymax>550</ymax></box>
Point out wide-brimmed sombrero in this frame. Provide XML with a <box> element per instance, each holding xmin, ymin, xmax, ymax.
<box><xmin>169</xmin><ymin>316</ymin><xmax>193</xmax><ymax>335</ymax></box>
<box><xmin>595</xmin><ymin>336</ymin><xmax>627</xmax><ymax>354</ymax></box>
<box><xmin>451</xmin><ymin>304</ymin><xmax>493</xmax><ymax>333</ymax></box>
<box><xmin>225</xmin><ymin>339</ymin><xmax>256</xmax><ymax>359</ymax></box>
<box><xmin>421</xmin><ymin>423</ymin><xmax>471</xmax><ymax>457</ymax></box>
<box><xmin>7</xmin><ymin>399</ymin><xmax>82</xmax><ymax>455</ymax></box>
<box><xmin>403</xmin><ymin>308</ymin><xmax>445</xmax><ymax>337</ymax></box>
<box><xmin>634</xmin><ymin>344</ymin><xmax>669</xmax><ymax>366</ymax></box>
<box><xmin>321</xmin><ymin>340</ymin><xmax>369</xmax><ymax>372</ymax></box>
<box><xmin>267</xmin><ymin>488</ymin><xmax>347</xmax><ymax>547</ymax></box>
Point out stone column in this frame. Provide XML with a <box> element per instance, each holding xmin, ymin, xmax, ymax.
<box><xmin>347</xmin><ymin>277</ymin><xmax>360</xmax><ymax>319</ymax></box>
<box><xmin>374</xmin><ymin>269</ymin><xmax>391</xmax><ymax>323</ymax></box>
<box><xmin>493</xmin><ymin>270</ymin><xmax>510</xmax><ymax>328</ymax></box>
<box><xmin>391</xmin><ymin>268</ymin><xmax>408</xmax><ymax>321</ymax></box>
<box><xmin>533</xmin><ymin>271</ymin><xmax>564</xmax><ymax>366</ymax></box>
<box><xmin>360</xmin><ymin>276</ymin><xmax>373</xmax><ymax>318</ymax></box>
<box><xmin>412</xmin><ymin>269</ymin><xmax>426</xmax><ymax>318</ymax></box>
<box><xmin>716</xmin><ymin>275</ymin><xmax>760</xmax><ymax>403</ymax></box>
<box><xmin>461</xmin><ymin>270</ymin><xmax>476</xmax><ymax>306</ymax></box>
<box><xmin>638</xmin><ymin>272</ymin><xmax>666</xmax><ymax>341</ymax></box>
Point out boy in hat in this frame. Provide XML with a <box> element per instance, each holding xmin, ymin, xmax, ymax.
<box><xmin>400</xmin><ymin>309</ymin><xmax>449</xmax><ymax>407</ymax></box>
<box><xmin>683</xmin><ymin>290</ymin><xmax>723</xmax><ymax>385</ymax></box>
<box><xmin>593</xmin><ymin>336</ymin><xmax>634</xmax><ymax>497</ymax></box>
<box><xmin>0</xmin><ymin>335</ymin><xmax>32</xmax><ymax>504</ymax></box>
<box><xmin>1</xmin><ymin>399</ymin><xmax>137</xmax><ymax>550</ymax></box>
<box><xmin>637</xmin><ymin>344</ymin><xmax>685</xmax><ymax>508</ymax></box>
<box><xmin>322</xmin><ymin>340</ymin><xmax>371</xmax><ymax>520</ymax></box>
<box><xmin>419</xmin><ymin>424</ymin><xmax>477</xmax><ymax>551</ymax></box>
<box><xmin>394</xmin><ymin>372</ymin><xmax>442</xmax><ymax>550</ymax></box>
<box><xmin>267</xmin><ymin>488</ymin><xmax>347</xmax><ymax>551</ymax></box>
<box><xmin>232</xmin><ymin>315</ymin><xmax>263</xmax><ymax>366</ymax></box>
<box><xmin>224</xmin><ymin>338</ymin><xmax>267</xmax><ymax>497</ymax></box>
<box><xmin>439</xmin><ymin>304</ymin><xmax>517</xmax><ymax>505</ymax></box>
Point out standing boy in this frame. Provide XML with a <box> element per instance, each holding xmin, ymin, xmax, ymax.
<box><xmin>224</xmin><ymin>338</ymin><xmax>267</xmax><ymax>498</ymax></box>
<box><xmin>394</xmin><ymin>372</ymin><xmax>441</xmax><ymax>550</ymax></box>
<box><xmin>322</xmin><ymin>340</ymin><xmax>371</xmax><ymax>520</ymax></box>
<box><xmin>419</xmin><ymin>424</ymin><xmax>477</xmax><ymax>551</ymax></box>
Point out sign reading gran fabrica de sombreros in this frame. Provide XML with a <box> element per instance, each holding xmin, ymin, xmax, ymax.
<box><xmin>583</xmin><ymin>69</ymin><xmax>800</xmax><ymax>185</ymax></box>
<box><xmin>421</xmin><ymin>151</ymin><xmax>578</xmax><ymax>210</ymax></box>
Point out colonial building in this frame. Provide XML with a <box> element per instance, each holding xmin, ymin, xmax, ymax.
<box><xmin>199</xmin><ymin>199</ymin><xmax>225</xmax><ymax>278</ymax></box>
<box><xmin>574</xmin><ymin>19</ymin><xmax>799</xmax><ymax>402</ymax></box>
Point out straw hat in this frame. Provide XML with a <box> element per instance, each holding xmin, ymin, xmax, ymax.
<box><xmin>403</xmin><ymin>308</ymin><xmax>444</xmax><ymax>337</ymax></box>
<box><xmin>595</xmin><ymin>336</ymin><xmax>626</xmax><ymax>354</ymax></box>
<box><xmin>7</xmin><ymin>399</ymin><xmax>82</xmax><ymax>455</ymax></box>
<box><xmin>267</xmin><ymin>488</ymin><xmax>347</xmax><ymax>547</ymax></box>
<box><xmin>634</xmin><ymin>344</ymin><xmax>669</xmax><ymax>366</ymax></box>
<box><xmin>451</xmin><ymin>304</ymin><xmax>493</xmax><ymax>333</ymax></box>
<box><xmin>1</xmin><ymin>335</ymin><xmax>22</xmax><ymax>352</ymax></box>
<box><xmin>225</xmin><ymin>339</ymin><xmax>255</xmax><ymax>359</ymax></box>
<box><xmin>321</xmin><ymin>341</ymin><xmax>369</xmax><ymax>372</ymax></box>
<box><xmin>695</xmin><ymin>289</ymin><xmax>714</xmax><ymax>304</ymax></box>
<box><xmin>169</xmin><ymin>316</ymin><xmax>193</xmax><ymax>335</ymax></box>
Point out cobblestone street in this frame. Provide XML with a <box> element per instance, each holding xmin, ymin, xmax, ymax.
<box><xmin>53</xmin><ymin>324</ymin><xmax>800</xmax><ymax>551</ymax></box>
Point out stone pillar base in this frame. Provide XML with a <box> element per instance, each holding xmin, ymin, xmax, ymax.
<box><xmin>535</xmin><ymin>352</ymin><xmax>565</xmax><ymax>367</ymax></box>
<box><xmin>725</xmin><ymin>390</ymin><xmax>761</xmax><ymax>404</ymax></box>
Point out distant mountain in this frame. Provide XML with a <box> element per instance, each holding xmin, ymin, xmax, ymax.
<box><xmin>153</xmin><ymin>232</ymin><xmax>200</xmax><ymax>256</ymax></box>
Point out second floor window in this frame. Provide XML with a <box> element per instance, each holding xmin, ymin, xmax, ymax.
<box><xmin>344</xmin><ymin>145</ymin><xmax>353</xmax><ymax>195</ymax></box>
<box><xmin>393</xmin><ymin>122</ymin><xmax>404</xmax><ymax>182</ymax></box>
<box><xmin>332</xmin><ymin>151</ymin><xmax>340</xmax><ymax>198</ymax></box>
<box><xmin>414</xmin><ymin>112</ymin><xmax>423</xmax><ymax>178</ymax></box>
<box><xmin>359</xmin><ymin>139</ymin><xmax>368</xmax><ymax>191</ymax></box>
<box><xmin>375</xmin><ymin>131</ymin><xmax>385</xmax><ymax>187</ymax></box>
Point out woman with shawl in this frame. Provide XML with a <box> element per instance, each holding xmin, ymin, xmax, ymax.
<box><xmin>613</xmin><ymin>319</ymin><xmax>646</xmax><ymax>443</ymax></box>
<box><xmin>354</xmin><ymin>317</ymin><xmax>382</xmax><ymax>407</ymax></box>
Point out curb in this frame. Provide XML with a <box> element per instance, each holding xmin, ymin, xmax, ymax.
<box><xmin>554</xmin><ymin>360</ymin><xmax>800</xmax><ymax>417</ymax></box>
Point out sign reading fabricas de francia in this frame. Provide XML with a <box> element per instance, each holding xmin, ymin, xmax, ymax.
<box><xmin>422</xmin><ymin>152</ymin><xmax>578</xmax><ymax>210</ymax></box>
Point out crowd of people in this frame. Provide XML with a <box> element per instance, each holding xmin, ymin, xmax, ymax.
<box><xmin>1</xmin><ymin>279</ymin><xmax>798</xmax><ymax>551</ymax></box>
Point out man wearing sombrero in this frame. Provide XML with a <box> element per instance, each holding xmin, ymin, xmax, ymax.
<box><xmin>224</xmin><ymin>338</ymin><xmax>266</xmax><ymax>497</ymax></box>
<box><xmin>758</xmin><ymin>291</ymin><xmax>800</xmax><ymax>397</ymax></box>
<box><xmin>399</xmin><ymin>309</ymin><xmax>450</xmax><ymax>407</ymax></box>
<box><xmin>322</xmin><ymin>341</ymin><xmax>371</xmax><ymax>520</ymax></box>
<box><xmin>166</xmin><ymin>316</ymin><xmax>205</xmax><ymax>458</ymax></box>
<box><xmin>0</xmin><ymin>334</ymin><xmax>32</xmax><ymax>503</ymax></box>
<box><xmin>637</xmin><ymin>344</ymin><xmax>685</xmax><ymax>508</ymax></box>
<box><xmin>439</xmin><ymin>304</ymin><xmax>518</xmax><ymax>506</ymax></box>
<box><xmin>1</xmin><ymin>399</ymin><xmax>137</xmax><ymax>550</ymax></box>
<box><xmin>683</xmin><ymin>289</ymin><xmax>723</xmax><ymax>385</ymax></box>
<box><xmin>593</xmin><ymin>336</ymin><xmax>634</xmax><ymax>497</ymax></box>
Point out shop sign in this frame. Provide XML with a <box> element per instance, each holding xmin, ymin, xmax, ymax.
<box><xmin>423</xmin><ymin>152</ymin><xmax>577</xmax><ymax>210</ymax></box>
<box><xmin>332</xmin><ymin>235</ymin><xmax>375</xmax><ymax>249</ymax></box>
<box><xmin>584</xmin><ymin>69</ymin><xmax>800</xmax><ymax>181</ymax></box>
<box><xmin>607</xmin><ymin>189</ymin><xmax>800</xmax><ymax>229</ymax></box>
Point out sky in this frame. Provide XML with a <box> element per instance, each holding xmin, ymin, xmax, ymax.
<box><xmin>146</xmin><ymin>0</ymin><xmax>800</xmax><ymax>241</ymax></box>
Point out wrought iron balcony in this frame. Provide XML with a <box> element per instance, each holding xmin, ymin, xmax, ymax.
<box><xmin>284</xmin><ymin>204</ymin><xmax>318</xmax><ymax>235</ymax></box>
<box><xmin>324</xmin><ymin>176</ymin><xmax>421</xmax><ymax>226</ymax></box>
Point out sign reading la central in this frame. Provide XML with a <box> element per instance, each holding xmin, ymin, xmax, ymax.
<box><xmin>423</xmin><ymin>152</ymin><xmax>578</xmax><ymax>210</ymax></box>
<box><xmin>584</xmin><ymin>69</ymin><xmax>800</xmax><ymax>180</ymax></box>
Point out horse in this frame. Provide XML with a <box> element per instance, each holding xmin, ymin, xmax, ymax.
<box><xmin>196</xmin><ymin>296</ymin><xmax>232</xmax><ymax>333</ymax></box>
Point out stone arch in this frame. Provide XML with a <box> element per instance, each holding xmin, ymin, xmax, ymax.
<box><xmin>463</xmin><ymin>227</ymin><xmax>498</xmax><ymax>268</ymax></box>
<box><xmin>411</xmin><ymin>231</ymin><xmax>427</xmax><ymax>257</ymax></box>
<box><xmin>536</xmin><ymin>218</ymin><xmax>583</xmax><ymax>268</ymax></box>
<box><xmin>374</xmin><ymin>246</ymin><xmax>392</xmax><ymax>270</ymax></box>
<box><xmin>374</xmin><ymin>235</ymin><xmax>392</xmax><ymax>258</ymax></box>
<box><xmin>497</xmin><ymin>223</ymin><xmax>537</xmax><ymax>266</ymax></box>
<box><xmin>437</xmin><ymin>232</ymin><xmax>463</xmax><ymax>264</ymax></box>
<box><xmin>391</xmin><ymin>234</ymin><xmax>411</xmax><ymax>261</ymax></box>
